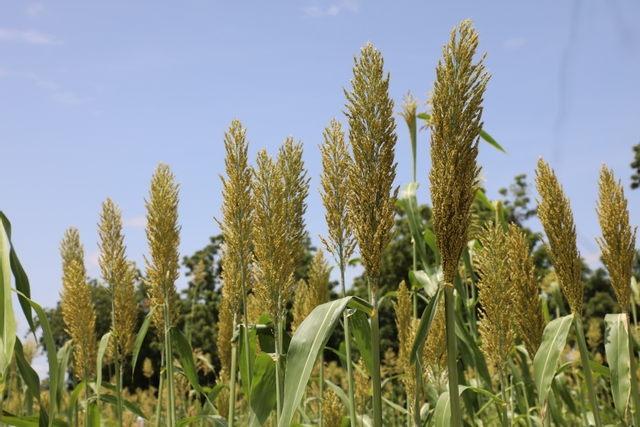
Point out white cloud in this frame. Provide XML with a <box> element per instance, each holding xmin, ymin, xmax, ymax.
<box><xmin>303</xmin><ymin>0</ymin><xmax>358</xmax><ymax>17</ymax></box>
<box><xmin>124</xmin><ymin>215</ymin><xmax>147</xmax><ymax>228</ymax></box>
<box><xmin>26</xmin><ymin>3</ymin><xmax>45</xmax><ymax>17</ymax></box>
<box><xmin>505</xmin><ymin>38</ymin><xmax>525</xmax><ymax>50</ymax></box>
<box><xmin>53</xmin><ymin>91</ymin><xmax>89</xmax><ymax>105</ymax></box>
<box><xmin>0</xmin><ymin>28</ymin><xmax>59</xmax><ymax>45</ymax></box>
<box><xmin>27</xmin><ymin>72</ymin><xmax>58</xmax><ymax>89</ymax></box>
<box><xmin>85</xmin><ymin>250</ymin><xmax>101</xmax><ymax>271</ymax></box>
<box><xmin>583</xmin><ymin>251</ymin><xmax>602</xmax><ymax>267</ymax></box>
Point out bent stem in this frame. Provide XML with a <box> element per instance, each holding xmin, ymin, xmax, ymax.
<box><xmin>574</xmin><ymin>316</ymin><xmax>601</xmax><ymax>427</ymax></box>
<box><xmin>445</xmin><ymin>285</ymin><xmax>462</xmax><ymax>427</ymax></box>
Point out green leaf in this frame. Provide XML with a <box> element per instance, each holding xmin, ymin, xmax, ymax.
<box><xmin>278</xmin><ymin>296</ymin><xmax>367</xmax><ymax>427</ymax></box>
<box><xmin>131</xmin><ymin>305</ymin><xmax>157</xmax><ymax>378</ymax></box>
<box><xmin>66</xmin><ymin>382</ymin><xmax>86</xmax><ymax>423</ymax></box>
<box><xmin>416</xmin><ymin>114</ymin><xmax>506</xmax><ymax>153</ymax></box>
<box><xmin>348</xmin><ymin>309</ymin><xmax>372</xmax><ymax>376</ymax></box>
<box><xmin>95</xmin><ymin>331</ymin><xmax>112</xmax><ymax>402</ymax></box>
<box><xmin>170</xmin><ymin>326</ymin><xmax>204</xmax><ymax>394</ymax></box>
<box><xmin>551</xmin><ymin>373</ymin><xmax>579</xmax><ymax>416</ymax></box>
<box><xmin>176</xmin><ymin>415</ymin><xmax>228</xmax><ymax>427</ymax></box>
<box><xmin>86</xmin><ymin>401</ymin><xmax>100</xmax><ymax>427</ymax></box>
<box><xmin>0</xmin><ymin>216</ymin><xmax>16</xmax><ymax>382</ymax></box>
<box><xmin>605</xmin><ymin>313</ymin><xmax>631</xmax><ymax>419</ymax></box>
<box><xmin>98</xmin><ymin>394</ymin><xmax>148</xmax><ymax>420</ymax></box>
<box><xmin>13</xmin><ymin>290</ymin><xmax>59</xmax><ymax>427</ymax></box>
<box><xmin>55</xmin><ymin>341</ymin><xmax>72</xmax><ymax>413</ymax></box>
<box><xmin>248</xmin><ymin>352</ymin><xmax>278</xmax><ymax>427</ymax></box>
<box><xmin>408</xmin><ymin>270</ymin><xmax>438</xmax><ymax>298</ymax></box>
<box><xmin>474</xmin><ymin>189</ymin><xmax>494</xmax><ymax>212</ymax></box>
<box><xmin>238</xmin><ymin>324</ymin><xmax>257</xmax><ymax>398</ymax></box>
<box><xmin>410</xmin><ymin>285</ymin><xmax>443</xmax><ymax>365</ymax></box>
<box><xmin>434</xmin><ymin>386</ymin><xmax>504</xmax><ymax>427</ymax></box>
<box><xmin>0</xmin><ymin>211</ymin><xmax>35</xmax><ymax>335</ymax></box>
<box><xmin>0</xmin><ymin>415</ymin><xmax>69</xmax><ymax>427</ymax></box>
<box><xmin>400</xmin><ymin>182</ymin><xmax>429</xmax><ymax>269</ymax></box>
<box><xmin>533</xmin><ymin>314</ymin><xmax>573</xmax><ymax>412</ymax></box>
<box><xmin>14</xmin><ymin>337</ymin><xmax>49</xmax><ymax>427</ymax></box>
<box><xmin>423</xmin><ymin>229</ymin><xmax>440</xmax><ymax>265</ymax></box>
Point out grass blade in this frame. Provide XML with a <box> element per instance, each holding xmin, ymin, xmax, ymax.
<box><xmin>86</xmin><ymin>401</ymin><xmax>100</xmax><ymax>427</ymax></box>
<box><xmin>0</xmin><ymin>216</ymin><xmax>16</xmax><ymax>385</ymax></box>
<box><xmin>248</xmin><ymin>352</ymin><xmax>277</xmax><ymax>427</ymax></box>
<box><xmin>131</xmin><ymin>305</ymin><xmax>157</xmax><ymax>378</ymax></box>
<box><xmin>14</xmin><ymin>337</ymin><xmax>49</xmax><ymax>427</ymax></box>
<box><xmin>604</xmin><ymin>313</ymin><xmax>630</xmax><ymax>420</ymax></box>
<box><xmin>401</xmin><ymin>182</ymin><xmax>429</xmax><ymax>269</ymax></box>
<box><xmin>170</xmin><ymin>326</ymin><xmax>204</xmax><ymax>394</ymax></box>
<box><xmin>410</xmin><ymin>285</ymin><xmax>443</xmax><ymax>365</ymax></box>
<box><xmin>348</xmin><ymin>309</ymin><xmax>372</xmax><ymax>375</ymax></box>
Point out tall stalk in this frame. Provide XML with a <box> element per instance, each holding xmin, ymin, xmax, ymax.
<box><xmin>574</xmin><ymin>316</ymin><xmax>601</xmax><ymax>427</ymax></box>
<box><xmin>228</xmin><ymin>337</ymin><xmax>238</xmax><ymax>427</ymax></box>
<box><xmin>370</xmin><ymin>287</ymin><xmax>383</xmax><ymax>424</ymax></box>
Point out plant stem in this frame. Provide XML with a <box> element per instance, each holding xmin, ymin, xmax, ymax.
<box><xmin>228</xmin><ymin>338</ymin><xmax>238</xmax><ymax>427</ymax></box>
<box><xmin>113</xmin><ymin>336</ymin><xmax>124</xmax><ymax>427</ymax></box>
<box><xmin>444</xmin><ymin>285</ymin><xmax>462</xmax><ymax>427</ymax></box>
<box><xmin>155</xmin><ymin>351</ymin><xmax>165</xmax><ymax>427</ymax></box>
<box><xmin>240</xmin><ymin>253</ymin><xmax>253</xmax><ymax>396</ymax></box>
<box><xmin>274</xmin><ymin>315</ymin><xmax>283</xmax><ymax>425</ymax></box>
<box><xmin>370</xmin><ymin>283</ymin><xmax>382</xmax><ymax>427</ymax></box>
<box><xmin>573</xmin><ymin>315</ymin><xmax>602</xmax><ymax>427</ymax></box>
<box><xmin>163</xmin><ymin>298</ymin><xmax>176</xmax><ymax>427</ymax></box>
<box><xmin>498</xmin><ymin>369</ymin><xmax>509</xmax><ymax>427</ymax></box>
<box><xmin>340</xmin><ymin>264</ymin><xmax>358</xmax><ymax>427</ymax></box>
<box><xmin>627</xmin><ymin>313</ymin><xmax>640</xmax><ymax>427</ymax></box>
<box><xmin>319</xmin><ymin>354</ymin><xmax>324</xmax><ymax>427</ymax></box>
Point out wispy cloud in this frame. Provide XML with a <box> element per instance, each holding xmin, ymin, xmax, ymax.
<box><xmin>583</xmin><ymin>251</ymin><xmax>602</xmax><ymax>267</ymax></box>
<box><xmin>505</xmin><ymin>38</ymin><xmax>525</xmax><ymax>50</ymax></box>
<box><xmin>123</xmin><ymin>215</ymin><xmax>147</xmax><ymax>228</ymax></box>
<box><xmin>27</xmin><ymin>72</ymin><xmax>89</xmax><ymax>105</ymax></box>
<box><xmin>85</xmin><ymin>250</ymin><xmax>101</xmax><ymax>271</ymax></box>
<box><xmin>26</xmin><ymin>3</ymin><xmax>45</xmax><ymax>17</ymax></box>
<box><xmin>0</xmin><ymin>28</ymin><xmax>59</xmax><ymax>45</ymax></box>
<box><xmin>303</xmin><ymin>0</ymin><xmax>358</xmax><ymax>17</ymax></box>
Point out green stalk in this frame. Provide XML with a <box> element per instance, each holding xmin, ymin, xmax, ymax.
<box><xmin>228</xmin><ymin>339</ymin><xmax>238</xmax><ymax>427</ymax></box>
<box><xmin>519</xmin><ymin>381</ymin><xmax>533</xmax><ymax>427</ymax></box>
<box><xmin>573</xmin><ymin>316</ymin><xmax>602</xmax><ymax>427</ymax></box>
<box><xmin>163</xmin><ymin>297</ymin><xmax>176</xmax><ymax>427</ymax></box>
<box><xmin>370</xmin><ymin>281</ymin><xmax>382</xmax><ymax>427</ymax></box>
<box><xmin>498</xmin><ymin>370</ymin><xmax>508</xmax><ymax>427</ymax></box>
<box><xmin>274</xmin><ymin>314</ymin><xmax>283</xmax><ymax>424</ymax></box>
<box><xmin>444</xmin><ymin>285</ymin><xmax>462</xmax><ymax>427</ymax></box>
<box><xmin>341</xmin><ymin>264</ymin><xmax>357</xmax><ymax>427</ymax></box>
<box><xmin>319</xmin><ymin>354</ymin><xmax>324</xmax><ymax>427</ymax></box>
<box><xmin>627</xmin><ymin>313</ymin><xmax>640</xmax><ymax>427</ymax></box>
<box><xmin>0</xmin><ymin>376</ymin><xmax>5</xmax><ymax>427</ymax></box>
<box><xmin>113</xmin><ymin>336</ymin><xmax>124</xmax><ymax>427</ymax></box>
<box><xmin>240</xmin><ymin>251</ymin><xmax>253</xmax><ymax>395</ymax></box>
<box><xmin>154</xmin><ymin>350</ymin><xmax>165</xmax><ymax>427</ymax></box>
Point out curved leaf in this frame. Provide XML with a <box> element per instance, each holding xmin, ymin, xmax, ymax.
<box><xmin>410</xmin><ymin>285</ymin><xmax>443</xmax><ymax>365</ymax></box>
<box><xmin>416</xmin><ymin>114</ymin><xmax>506</xmax><ymax>153</ymax></box>
<box><xmin>14</xmin><ymin>337</ymin><xmax>49</xmax><ymax>427</ymax></box>
<box><xmin>533</xmin><ymin>314</ymin><xmax>573</xmax><ymax>414</ymax></box>
<box><xmin>0</xmin><ymin>218</ymin><xmax>16</xmax><ymax>381</ymax></box>
<box><xmin>176</xmin><ymin>415</ymin><xmax>228</xmax><ymax>427</ymax></box>
<box><xmin>434</xmin><ymin>386</ymin><xmax>504</xmax><ymax>427</ymax></box>
<box><xmin>131</xmin><ymin>305</ymin><xmax>157</xmax><ymax>378</ymax></box>
<box><xmin>348</xmin><ymin>309</ymin><xmax>372</xmax><ymax>375</ymax></box>
<box><xmin>170</xmin><ymin>326</ymin><xmax>203</xmax><ymax>394</ymax></box>
<box><xmin>605</xmin><ymin>313</ymin><xmax>630</xmax><ymax>419</ymax></box>
<box><xmin>86</xmin><ymin>401</ymin><xmax>100</xmax><ymax>427</ymax></box>
<box><xmin>96</xmin><ymin>331</ymin><xmax>112</xmax><ymax>402</ymax></box>
<box><xmin>248</xmin><ymin>352</ymin><xmax>278</xmax><ymax>427</ymax></box>
<box><xmin>401</xmin><ymin>182</ymin><xmax>429</xmax><ymax>269</ymax></box>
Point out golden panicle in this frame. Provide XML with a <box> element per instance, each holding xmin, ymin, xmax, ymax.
<box><xmin>216</xmin><ymin>368</ymin><xmax>230</xmax><ymax>419</ymax></box>
<box><xmin>586</xmin><ymin>318</ymin><xmax>603</xmax><ymax>350</ymax></box>
<box><xmin>277</xmin><ymin>137</ymin><xmax>310</xmax><ymax>277</ymax></box>
<box><xmin>98</xmin><ymin>197</ymin><xmax>138</xmax><ymax>358</ymax></box>
<box><xmin>60</xmin><ymin>227</ymin><xmax>97</xmax><ymax>381</ymax></box>
<box><xmin>216</xmin><ymin>297</ymin><xmax>234</xmax><ymax>375</ymax></box>
<box><xmin>142</xmin><ymin>357</ymin><xmax>154</xmax><ymax>379</ymax></box>
<box><xmin>535</xmin><ymin>158</ymin><xmax>583</xmax><ymax>316</ymax></box>
<box><xmin>319</xmin><ymin>119</ymin><xmax>356</xmax><ymax>270</ymax></box>
<box><xmin>354</xmin><ymin>357</ymin><xmax>370</xmax><ymax>415</ymax></box>
<box><xmin>246</xmin><ymin>292</ymin><xmax>262</xmax><ymax>325</ymax></box>
<box><xmin>344</xmin><ymin>42</ymin><xmax>398</xmax><ymax>287</ymax></box>
<box><xmin>392</xmin><ymin>281</ymin><xmax>416</xmax><ymax>409</ymax></box>
<box><xmin>216</xmin><ymin>119</ymin><xmax>254</xmax><ymax>317</ymax></box>
<box><xmin>429</xmin><ymin>20</ymin><xmax>489</xmax><ymax>285</ymax></box>
<box><xmin>144</xmin><ymin>163</ymin><xmax>181</xmax><ymax>338</ymax></box>
<box><xmin>596</xmin><ymin>165</ymin><xmax>637</xmax><ymax>311</ymax></box>
<box><xmin>475</xmin><ymin>223</ymin><xmax>516</xmax><ymax>370</ymax></box>
<box><xmin>322</xmin><ymin>388</ymin><xmax>344</xmax><ymax>427</ymax></box>
<box><xmin>398</xmin><ymin>91</ymin><xmax>419</xmax><ymax>133</ymax></box>
<box><xmin>292</xmin><ymin>279</ymin><xmax>310</xmax><ymax>334</ymax></box>
<box><xmin>506</xmin><ymin>224</ymin><xmax>545</xmax><ymax>357</ymax></box>
<box><xmin>252</xmin><ymin>148</ymin><xmax>290</xmax><ymax>321</ymax></box>
<box><xmin>422</xmin><ymin>297</ymin><xmax>447</xmax><ymax>377</ymax></box>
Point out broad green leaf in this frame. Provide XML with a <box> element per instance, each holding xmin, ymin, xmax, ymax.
<box><xmin>590</xmin><ymin>359</ymin><xmax>610</xmax><ymax>378</ymax></box>
<box><xmin>434</xmin><ymin>386</ymin><xmax>504</xmax><ymax>427</ymax></box>
<box><xmin>98</xmin><ymin>394</ymin><xmax>148</xmax><ymax>420</ymax></box>
<box><xmin>14</xmin><ymin>337</ymin><xmax>49</xmax><ymax>427</ymax></box>
<box><xmin>176</xmin><ymin>415</ymin><xmax>228</xmax><ymax>427</ymax></box>
<box><xmin>605</xmin><ymin>313</ymin><xmax>630</xmax><ymax>419</ymax></box>
<box><xmin>66</xmin><ymin>382</ymin><xmax>86</xmax><ymax>423</ymax></box>
<box><xmin>324</xmin><ymin>379</ymin><xmax>351</xmax><ymax>411</ymax></box>
<box><xmin>534</xmin><ymin>314</ymin><xmax>573</xmax><ymax>412</ymax></box>
<box><xmin>408</xmin><ymin>270</ymin><xmax>437</xmax><ymax>298</ymax></box>
<box><xmin>0</xmin><ymin>211</ymin><xmax>35</xmax><ymax>335</ymax></box>
<box><xmin>0</xmin><ymin>218</ymin><xmax>16</xmax><ymax>382</ymax></box>
<box><xmin>86</xmin><ymin>401</ymin><xmax>100</xmax><ymax>427</ymax></box>
<box><xmin>131</xmin><ymin>305</ymin><xmax>157</xmax><ymax>378</ymax></box>
<box><xmin>423</xmin><ymin>228</ymin><xmax>440</xmax><ymax>265</ymax></box>
<box><xmin>14</xmin><ymin>290</ymin><xmax>59</xmax><ymax>427</ymax></box>
<box><xmin>238</xmin><ymin>324</ymin><xmax>257</xmax><ymax>398</ymax></box>
<box><xmin>248</xmin><ymin>352</ymin><xmax>278</xmax><ymax>427</ymax></box>
<box><xmin>170</xmin><ymin>326</ymin><xmax>204</xmax><ymax>394</ymax></box>
<box><xmin>410</xmin><ymin>285</ymin><xmax>443</xmax><ymax>365</ymax></box>
<box><xmin>56</xmin><ymin>341</ymin><xmax>72</xmax><ymax>413</ymax></box>
<box><xmin>96</xmin><ymin>331</ymin><xmax>112</xmax><ymax>402</ymax></box>
<box><xmin>474</xmin><ymin>189</ymin><xmax>494</xmax><ymax>211</ymax></box>
<box><xmin>552</xmin><ymin>373</ymin><xmax>579</xmax><ymax>415</ymax></box>
<box><xmin>401</xmin><ymin>182</ymin><xmax>429</xmax><ymax>269</ymax></box>
<box><xmin>454</xmin><ymin>308</ymin><xmax>491</xmax><ymax>387</ymax></box>
<box><xmin>278</xmin><ymin>296</ymin><xmax>369</xmax><ymax>427</ymax></box>
<box><xmin>255</xmin><ymin>317</ymin><xmax>291</xmax><ymax>354</ymax></box>
<box><xmin>348</xmin><ymin>309</ymin><xmax>372</xmax><ymax>376</ymax></box>
<box><xmin>0</xmin><ymin>415</ymin><xmax>69</xmax><ymax>427</ymax></box>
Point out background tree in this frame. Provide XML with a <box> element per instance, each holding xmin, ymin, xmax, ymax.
<box><xmin>631</xmin><ymin>142</ymin><xmax>640</xmax><ymax>189</ymax></box>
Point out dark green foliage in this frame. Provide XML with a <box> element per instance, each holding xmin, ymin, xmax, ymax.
<box><xmin>631</xmin><ymin>142</ymin><xmax>640</xmax><ymax>190</ymax></box>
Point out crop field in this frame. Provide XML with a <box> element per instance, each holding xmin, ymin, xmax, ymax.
<box><xmin>2</xmin><ymin>19</ymin><xmax>639</xmax><ymax>427</ymax></box>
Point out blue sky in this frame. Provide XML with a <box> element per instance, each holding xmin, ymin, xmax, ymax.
<box><xmin>2</xmin><ymin>1</ymin><xmax>640</xmax><ymax>361</ymax></box>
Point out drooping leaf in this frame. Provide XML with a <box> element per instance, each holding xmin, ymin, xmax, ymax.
<box><xmin>95</xmin><ymin>331</ymin><xmax>112</xmax><ymax>402</ymax></box>
<box><xmin>238</xmin><ymin>324</ymin><xmax>257</xmax><ymax>398</ymax></box>
<box><xmin>66</xmin><ymin>382</ymin><xmax>86</xmax><ymax>423</ymax></box>
<box><xmin>348</xmin><ymin>309</ymin><xmax>372</xmax><ymax>375</ymax></box>
<box><xmin>434</xmin><ymin>386</ymin><xmax>504</xmax><ymax>427</ymax></box>
<box><xmin>170</xmin><ymin>326</ymin><xmax>204</xmax><ymax>394</ymax></box>
<box><xmin>533</xmin><ymin>314</ymin><xmax>574</xmax><ymax>413</ymax></box>
<box><xmin>410</xmin><ymin>285</ymin><xmax>443</xmax><ymax>365</ymax></box>
<box><xmin>14</xmin><ymin>337</ymin><xmax>49</xmax><ymax>427</ymax></box>
<box><xmin>98</xmin><ymin>394</ymin><xmax>148</xmax><ymax>420</ymax></box>
<box><xmin>401</xmin><ymin>182</ymin><xmax>429</xmax><ymax>269</ymax></box>
<box><xmin>605</xmin><ymin>313</ymin><xmax>631</xmax><ymax>419</ymax></box>
<box><xmin>175</xmin><ymin>415</ymin><xmax>228</xmax><ymax>427</ymax></box>
<box><xmin>248</xmin><ymin>352</ymin><xmax>278</xmax><ymax>427</ymax></box>
<box><xmin>131</xmin><ymin>305</ymin><xmax>157</xmax><ymax>378</ymax></box>
<box><xmin>416</xmin><ymin>114</ymin><xmax>506</xmax><ymax>153</ymax></box>
<box><xmin>55</xmin><ymin>341</ymin><xmax>72</xmax><ymax>413</ymax></box>
<box><xmin>86</xmin><ymin>402</ymin><xmax>100</xmax><ymax>427</ymax></box>
<box><xmin>0</xmin><ymin>218</ymin><xmax>16</xmax><ymax>382</ymax></box>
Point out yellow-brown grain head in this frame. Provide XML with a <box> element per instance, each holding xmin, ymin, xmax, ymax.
<box><xmin>98</xmin><ymin>197</ymin><xmax>138</xmax><ymax>358</ymax></box>
<box><xmin>392</xmin><ymin>280</ymin><xmax>416</xmax><ymax>405</ymax></box>
<box><xmin>252</xmin><ymin>149</ymin><xmax>289</xmax><ymax>321</ymax></box>
<box><xmin>319</xmin><ymin>119</ymin><xmax>356</xmax><ymax>267</ymax></box>
<box><xmin>596</xmin><ymin>165</ymin><xmax>637</xmax><ymax>312</ymax></box>
<box><xmin>506</xmin><ymin>223</ymin><xmax>545</xmax><ymax>357</ymax></box>
<box><xmin>475</xmin><ymin>222</ymin><xmax>516</xmax><ymax>370</ymax></box>
<box><xmin>344</xmin><ymin>42</ymin><xmax>398</xmax><ymax>288</ymax></box>
<box><xmin>216</xmin><ymin>119</ymin><xmax>254</xmax><ymax>317</ymax></box>
<box><xmin>144</xmin><ymin>163</ymin><xmax>181</xmax><ymax>337</ymax></box>
<box><xmin>60</xmin><ymin>227</ymin><xmax>97</xmax><ymax>381</ymax></box>
<box><xmin>429</xmin><ymin>20</ymin><xmax>489</xmax><ymax>285</ymax></box>
<box><xmin>216</xmin><ymin>297</ymin><xmax>234</xmax><ymax>376</ymax></box>
<box><xmin>535</xmin><ymin>158</ymin><xmax>583</xmax><ymax>316</ymax></box>
<box><xmin>323</xmin><ymin>388</ymin><xmax>344</xmax><ymax>427</ymax></box>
